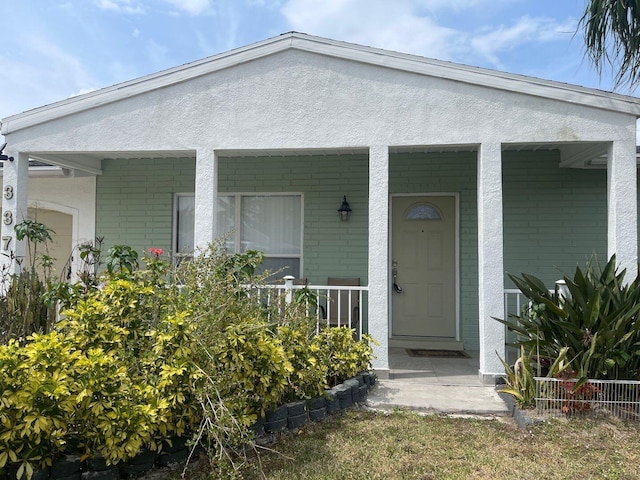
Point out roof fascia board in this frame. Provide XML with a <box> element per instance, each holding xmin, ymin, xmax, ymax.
<box><xmin>3</xmin><ymin>32</ymin><xmax>640</xmax><ymax>134</ymax></box>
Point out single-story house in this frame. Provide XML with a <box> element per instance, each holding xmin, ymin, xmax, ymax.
<box><xmin>1</xmin><ymin>32</ymin><xmax>639</xmax><ymax>381</ymax></box>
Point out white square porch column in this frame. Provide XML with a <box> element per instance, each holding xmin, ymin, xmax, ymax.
<box><xmin>368</xmin><ymin>145</ymin><xmax>390</xmax><ymax>377</ymax></box>
<box><xmin>194</xmin><ymin>148</ymin><xmax>218</xmax><ymax>251</ymax></box>
<box><xmin>477</xmin><ymin>142</ymin><xmax>505</xmax><ymax>382</ymax></box>
<box><xmin>607</xmin><ymin>140</ymin><xmax>638</xmax><ymax>280</ymax></box>
<box><xmin>1</xmin><ymin>152</ymin><xmax>29</xmax><ymax>276</ymax></box>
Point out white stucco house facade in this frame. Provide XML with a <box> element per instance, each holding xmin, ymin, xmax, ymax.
<box><xmin>1</xmin><ymin>32</ymin><xmax>639</xmax><ymax>381</ymax></box>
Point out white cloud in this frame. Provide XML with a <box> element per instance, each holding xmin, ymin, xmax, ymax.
<box><xmin>0</xmin><ymin>35</ymin><xmax>100</xmax><ymax>118</ymax></box>
<box><xmin>280</xmin><ymin>0</ymin><xmax>578</xmax><ymax>70</ymax></box>
<box><xmin>162</xmin><ymin>0</ymin><xmax>214</xmax><ymax>15</ymax></box>
<box><xmin>94</xmin><ymin>0</ymin><xmax>145</xmax><ymax>14</ymax></box>
<box><xmin>471</xmin><ymin>15</ymin><xmax>577</xmax><ymax>68</ymax></box>
<box><xmin>281</xmin><ymin>0</ymin><xmax>465</xmax><ymax>60</ymax></box>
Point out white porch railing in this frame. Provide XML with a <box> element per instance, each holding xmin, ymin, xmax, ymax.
<box><xmin>503</xmin><ymin>285</ymin><xmax>561</xmax><ymax>362</ymax></box>
<box><xmin>247</xmin><ymin>276</ymin><xmax>368</xmax><ymax>338</ymax></box>
<box><xmin>503</xmin><ymin>288</ymin><xmax>527</xmax><ymax>361</ymax></box>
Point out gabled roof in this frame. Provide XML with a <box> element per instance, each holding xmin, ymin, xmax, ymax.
<box><xmin>3</xmin><ymin>31</ymin><xmax>640</xmax><ymax>135</ymax></box>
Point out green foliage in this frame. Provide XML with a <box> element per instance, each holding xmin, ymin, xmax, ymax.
<box><xmin>0</xmin><ymin>270</ymin><xmax>50</xmax><ymax>342</ymax></box>
<box><xmin>0</xmin><ymin>332</ymin><xmax>79</xmax><ymax>474</ymax></box>
<box><xmin>279</xmin><ymin>322</ymin><xmax>328</xmax><ymax>402</ymax></box>
<box><xmin>105</xmin><ymin>245</ymin><xmax>139</xmax><ymax>276</ymax></box>
<box><xmin>0</xmin><ymin>220</ymin><xmax>59</xmax><ymax>344</ymax></box>
<box><xmin>499</xmin><ymin>255</ymin><xmax>640</xmax><ymax>381</ymax></box>
<box><xmin>313</xmin><ymin>327</ymin><xmax>376</xmax><ymax>387</ymax></box>
<box><xmin>0</xmin><ymin>241</ymin><xmax>378</xmax><ymax>479</ymax></box>
<box><xmin>580</xmin><ymin>0</ymin><xmax>640</xmax><ymax>88</ymax></box>
<box><xmin>207</xmin><ymin>321</ymin><xmax>293</xmax><ymax>423</ymax></box>
<box><xmin>498</xmin><ymin>346</ymin><xmax>537</xmax><ymax>409</ymax></box>
<box><xmin>14</xmin><ymin>220</ymin><xmax>54</xmax><ymax>273</ymax></box>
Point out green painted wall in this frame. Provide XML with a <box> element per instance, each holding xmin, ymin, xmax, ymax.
<box><xmin>502</xmin><ymin>151</ymin><xmax>608</xmax><ymax>287</ymax></box>
<box><xmin>96</xmin><ymin>157</ymin><xmax>196</xmax><ymax>255</ymax></box>
<box><xmin>217</xmin><ymin>155</ymin><xmax>369</xmax><ymax>285</ymax></box>
<box><xmin>96</xmin><ymin>155</ymin><xmax>370</xmax><ymax>285</ymax></box>
<box><xmin>390</xmin><ymin>152</ymin><xmax>478</xmax><ymax>349</ymax></box>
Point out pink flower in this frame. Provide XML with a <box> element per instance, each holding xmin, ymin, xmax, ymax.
<box><xmin>148</xmin><ymin>247</ymin><xmax>164</xmax><ymax>257</ymax></box>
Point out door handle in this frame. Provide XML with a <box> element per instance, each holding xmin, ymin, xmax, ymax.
<box><xmin>392</xmin><ymin>259</ymin><xmax>402</xmax><ymax>293</ymax></box>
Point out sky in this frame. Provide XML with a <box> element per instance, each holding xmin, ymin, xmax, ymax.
<box><xmin>0</xmin><ymin>0</ymin><xmax>633</xmax><ymax>123</ymax></box>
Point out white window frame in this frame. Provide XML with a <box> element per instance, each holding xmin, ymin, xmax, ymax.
<box><xmin>173</xmin><ymin>192</ymin><xmax>304</xmax><ymax>276</ymax></box>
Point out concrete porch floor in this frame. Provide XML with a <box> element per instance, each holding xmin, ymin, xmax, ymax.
<box><xmin>388</xmin><ymin>347</ymin><xmax>482</xmax><ymax>384</ymax></box>
<box><xmin>366</xmin><ymin>347</ymin><xmax>509</xmax><ymax>415</ymax></box>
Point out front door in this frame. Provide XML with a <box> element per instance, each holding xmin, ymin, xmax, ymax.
<box><xmin>391</xmin><ymin>196</ymin><xmax>456</xmax><ymax>338</ymax></box>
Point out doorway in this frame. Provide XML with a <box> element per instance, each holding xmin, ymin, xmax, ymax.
<box><xmin>391</xmin><ymin>195</ymin><xmax>457</xmax><ymax>339</ymax></box>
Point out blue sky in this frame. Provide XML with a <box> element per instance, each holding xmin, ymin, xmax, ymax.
<box><xmin>0</xmin><ymin>0</ymin><xmax>630</xmax><ymax>121</ymax></box>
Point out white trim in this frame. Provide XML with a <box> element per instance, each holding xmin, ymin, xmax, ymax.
<box><xmin>4</xmin><ymin>32</ymin><xmax>640</xmax><ymax>134</ymax></box>
<box><xmin>389</xmin><ymin>193</ymin><xmax>460</xmax><ymax>343</ymax></box>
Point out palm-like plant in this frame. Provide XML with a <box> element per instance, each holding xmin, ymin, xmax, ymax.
<box><xmin>580</xmin><ymin>0</ymin><xmax>640</xmax><ymax>88</ymax></box>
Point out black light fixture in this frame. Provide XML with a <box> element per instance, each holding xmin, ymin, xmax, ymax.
<box><xmin>337</xmin><ymin>195</ymin><xmax>352</xmax><ymax>221</ymax></box>
<box><xmin>0</xmin><ymin>143</ymin><xmax>13</xmax><ymax>162</ymax></box>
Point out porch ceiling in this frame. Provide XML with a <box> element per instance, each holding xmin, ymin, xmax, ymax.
<box><xmin>25</xmin><ymin>150</ymin><xmax>196</xmax><ymax>176</ymax></box>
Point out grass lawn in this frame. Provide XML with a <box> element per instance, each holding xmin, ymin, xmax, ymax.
<box><xmin>218</xmin><ymin>409</ymin><xmax>640</xmax><ymax>479</ymax></box>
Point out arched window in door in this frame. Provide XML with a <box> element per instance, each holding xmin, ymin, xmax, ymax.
<box><xmin>403</xmin><ymin>202</ymin><xmax>442</xmax><ymax>221</ymax></box>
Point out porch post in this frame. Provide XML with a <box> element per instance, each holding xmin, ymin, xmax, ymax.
<box><xmin>368</xmin><ymin>145</ymin><xmax>390</xmax><ymax>377</ymax></box>
<box><xmin>477</xmin><ymin>142</ymin><xmax>505</xmax><ymax>382</ymax></box>
<box><xmin>0</xmin><ymin>151</ymin><xmax>28</xmax><ymax>276</ymax></box>
<box><xmin>607</xmin><ymin>140</ymin><xmax>638</xmax><ymax>280</ymax></box>
<box><xmin>193</xmin><ymin>148</ymin><xmax>218</xmax><ymax>252</ymax></box>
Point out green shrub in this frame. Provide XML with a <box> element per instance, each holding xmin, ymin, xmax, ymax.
<box><xmin>313</xmin><ymin>327</ymin><xmax>376</xmax><ymax>387</ymax></box>
<box><xmin>208</xmin><ymin>320</ymin><xmax>293</xmax><ymax>423</ymax></box>
<box><xmin>499</xmin><ymin>255</ymin><xmax>640</xmax><ymax>380</ymax></box>
<box><xmin>0</xmin><ymin>332</ymin><xmax>79</xmax><ymax>477</ymax></box>
<box><xmin>278</xmin><ymin>322</ymin><xmax>328</xmax><ymax>401</ymax></box>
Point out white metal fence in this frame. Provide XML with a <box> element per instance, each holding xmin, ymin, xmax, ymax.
<box><xmin>535</xmin><ymin>377</ymin><xmax>640</xmax><ymax>420</ymax></box>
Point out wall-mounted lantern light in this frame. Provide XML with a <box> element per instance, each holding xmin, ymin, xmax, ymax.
<box><xmin>337</xmin><ymin>195</ymin><xmax>352</xmax><ymax>221</ymax></box>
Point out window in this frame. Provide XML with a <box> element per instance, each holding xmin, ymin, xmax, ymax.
<box><xmin>403</xmin><ymin>202</ymin><xmax>442</xmax><ymax>221</ymax></box>
<box><xmin>175</xmin><ymin>193</ymin><xmax>303</xmax><ymax>276</ymax></box>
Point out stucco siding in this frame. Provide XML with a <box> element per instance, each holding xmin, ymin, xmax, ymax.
<box><xmin>6</xmin><ymin>49</ymin><xmax>637</xmax><ymax>156</ymax></box>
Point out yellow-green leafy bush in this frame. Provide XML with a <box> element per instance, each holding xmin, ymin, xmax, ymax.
<box><xmin>313</xmin><ymin>327</ymin><xmax>376</xmax><ymax>387</ymax></box>
<box><xmin>0</xmin><ymin>332</ymin><xmax>80</xmax><ymax>477</ymax></box>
